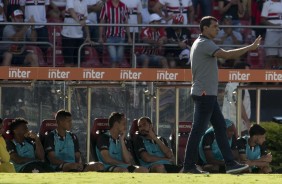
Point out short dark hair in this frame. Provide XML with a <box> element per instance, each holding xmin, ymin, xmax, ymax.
<box><xmin>200</xmin><ymin>16</ymin><xmax>218</xmax><ymax>32</ymax></box>
<box><xmin>138</xmin><ymin>117</ymin><xmax>152</xmax><ymax>124</ymax></box>
<box><xmin>249</xmin><ymin>124</ymin><xmax>266</xmax><ymax>137</ymax></box>
<box><xmin>108</xmin><ymin>112</ymin><xmax>124</xmax><ymax>129</ymax></box>
<box><xmin>55</xmin><ymin>109</ymin><xmax>72</xmax><ymax>123</ymax></box>
<box><xmin>9</xmin><ymin>118</ymin><xmax>28</xmax><ymax>133</ymax></box>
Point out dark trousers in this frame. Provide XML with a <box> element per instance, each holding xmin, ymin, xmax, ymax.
<box><xmin>62</xmin><ymin>35</ymin><xmax>84</xmax><ymax>65</ymax></box>
<box><xmin>35</xmin><ymin>26</ymin><xmax>49</xmax><ymax>53</ymax></box>
<box><xmin>183</xmin><ymin>95</ymin><xmax>234</xmax><ymax>170</ymax></box>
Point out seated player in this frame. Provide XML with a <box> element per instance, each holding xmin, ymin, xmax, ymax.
<box><xmin>198</xmin><ymin>119</ymin><xmax>239</xmax><ymax>173</ymax></box>
<box><xmin>237</xmin><ymin>124</ymin><xmax>272</xmax><ymax>173</ymax></box>
<box><xmin>6</xmin><ymin>118</ymin><xmax>53</xmax><ymax>172</ymax></box>
<box><xmin>96</xmin><ymin>112</ymin><xmax>148</xmax><ymax>173</ymax></box>
<box><xmin>133</xmin><ymin>117</ymin><xmax>182</xmax><ymax>173</ymax></box>
<box><xmin>44</xmin><ymin>109</ymin><xmax>104</xmax><ymax>172</ymax></box>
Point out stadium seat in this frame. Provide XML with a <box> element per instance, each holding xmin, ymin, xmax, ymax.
<box><xmin>211</xmin><ymin>1</ymin><xmax>220</xmax><ymax>20</ymax></box>
<box><xmin>46</xmin><ymin>47</ymin><xmax>65</xmax><ymax>67</ymax></box>
<box><xmin>25</xmin><ymin>45</ymin><xmax>47</xmax><ymax>66</ymax></box>
<box><xmin>129</xmin><ymin>119</ymin><xmax>138</xmax><ymax>138</ymax></box>
<box><xmin>39</xmin><ymin>119</ymin><xmax>57</xmax><ymax>144</ymax></box>
<box><xmin>90</xmin><ymin>118</ymin><xmax>109</xmax><ymax>161</ymax></box>
<box><xmin>189</xmin><ymin>26</ymin><xmax>200</xmax><ymax>44</ymax></box>
<box><xmin>247</xmin><ymin>41</ymin><xmax>265</xmax><ymax>69</ymax></box>
<box><xmin>47</xmin><ymin>18</ymin><xmax>63</xmax><ymax>47</ymax></box>
<box><xmin>1</xmin><ymin>118</ymin><xmax>15</xmax><ymax>140</ymax></box>
<box><xmin>170</xmin><ymin>121</ymin><xmax>192</xmax><ymax>165</ymax></box>
<box><xmin>81</xmin><ymin>46</ymin><xmax>102</xmax><ymax>67</ymax></box>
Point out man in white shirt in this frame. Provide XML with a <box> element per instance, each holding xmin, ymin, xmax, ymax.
<box><xmin>153</xmin><ymin>0</ymin><xmax>194</xmax><ymax>24</ymax></box>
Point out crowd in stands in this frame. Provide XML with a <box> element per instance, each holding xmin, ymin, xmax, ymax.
<box><xmin>0</xmin><ymin>0</ymin><xmax>281</xmax><ymax>68</ymax></box>
<box><xmin>0</xmin><ymin>109</ymin><xmax>273</xmax><ymax>173</ymax></box>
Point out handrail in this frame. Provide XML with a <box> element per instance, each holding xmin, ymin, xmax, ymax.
<box><xmin>1</xmin><ymin>21</ymin><xmax>281</xmax><ymax>30</ymax></box>
<box><xmin>2</xmin><ymin>21</ymin><xmax>282</xmax><ymax>68</ymax></box>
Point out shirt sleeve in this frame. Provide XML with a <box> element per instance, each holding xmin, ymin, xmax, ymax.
<box><xmin>205</xmin><ymin>39</ymin><xmax>220</xmax><ymax>57</ymax></box>
<box><xmin>66</xmin><ymin>0</ymin><xmax>75</xmax><ymax>10</ymax></box>
<box><xmin>133</xmin><ymin>135</ymin><xmax>147</xmax><ymax>158</ymax></box>
<box><xmin>202</xmin><ymin>132</ymin><xmax>215</xmax><ymax>151</ymax></box>
<box><xmin>159</xmin><ymin>137</ymin><xmax>169</xmax><ymax>147</ymax></box>
<box><xmin>44</xmin><ymin>132</ymin><xmax>55</xmax><ymax>153</ymax></box>
<box><xmin>237</xmin><ymin>137</ymin><xmax>247</xmax><ymax>154</ymax></box>
<box><xmin>260</xmin><ymin>2</ymin><xmax>269</xmax><ymax>18</ymax></box>
<box><xmin>71</xmin><ymin>133</ymin><xmax>80</xmax><ymax>153</ymax></box>
<box><xmin>99</xmin><ymin>3</ymin><xmax>106</xmax><ymax>20</ymax></box>
<box><xmin>96</xmin><ymin>134</ymin><xmax>110</xmax><ymax>151</ymax></box>
<box><xmin>6</xmin><ymin>140</ymin><xmax>17</xmax><ymax>155</ymax></box>
<box><xmin>19</xmin><ymin>0</ymin><xmax>26</xmax><ymax>6</ymax></box>
<box><xmin>137</xmin><ymin>1</ymin><xmax>142</xmax><ymax>13</ymax></box>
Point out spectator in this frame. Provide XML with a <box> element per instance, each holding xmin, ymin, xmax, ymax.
<box><xmin>192</xmin><ymin>0</ymin><xmax>213</xmax><ymax>18</ymax></box>
<box><xmin>61</xmin><ymin>0</ymin><xmax>93</xmax><ymax>66</ymax></box>
<box><xmin>250</xmin><ymin>0</ymin><xmax>266</xmax><ymax>38</ymax></box>
<box><xmin>218</xmin><ymin>0</ymin><xmax>244</xmax><ymax>26</ymax></box>
<box><xmin>44</xmin><ymin>110</ymin><xmax>104</xmax><ymax>172</ymax></box>
<box><xmin>140</xmin><ymin>0</ymin><xmax>158</xmax><ymax>24</ymax></box>
<box><xmin>153</xmin><ymin>0</ymin><xmax>195</xmax><ymax>24</ymax></box>
<box><xmin>214</xmin><ymin>15</ymin><xmax>243</xmax><ymax>68</ymax></box>
<box><xmin>98</xmin><ymin>0</ymin><xmax>132</xmax><ymax>68</ymax></box>
<box><xmin>121</xmin><ymin>0</ymin><xmax>142</xmax><ymax>37</ymax></box>
<box><xmin>95</xmin><ymin>112</ymin><xmax>148</xmax><ymax>173</ymax></box>
<box><xmin>48</xmin><ymin>0</ymin><xmax>67</xmax><ymax>20</ymax></box>
<box><xmin>136</xmin><ymin>13</ymin><xmax>168</xmax><ymax>68</ymax></box>
<box><xmin>198</xmin><ymin>119</ymin><xmax>239</xmax><ymax>173</ymax></box>
<box><xmin>0</xmin><ymin>9</ymin><xmax>39</xmax><ymax>66</ymax></box>
<box><xmin>0</xmin><ymin>118</ymin><xmax>16</xmax><ymax>172</ymax></box>
<box><xmin>20</xmin><ymin>0</ymin><xmax>50</xmax><ymax>53</ymax></box>
<box><xmin>133</xmin><ymin>117</ymin><xmax>182</xmax><ymax>173</ymax></box>
<box><xmin>222</xmin><ymin>62</ymin><xmax>251</xmax><ymax>136</ymax></box>
<box><xmin>166</xmin><ymin>14</ymin><xmax>191</xmax><ymax>68</ymax></box>
<box><xmin>237</xmin><ymin>124</ymin><xmax>272</xmax><ymax>173</ymax></box>
<box><xmin>87</xmin><ymin>0</ymin><xmax>105</xmax><ymax>41</ymax></box>
<box><xmin>260</xmin><ymin>0</ymin><xmax>282</xmax><ymax>69</ymax></box>
<box><xmin>6</xmin><ymin>118</ymin><xmax>54</xmax><ymax>173</ymax></box>
<box><xmin>3</xmin><ymin>0</ymin><xmax>21</xmax><ymax>22</ymax></box>
<box><xmin>0</xmin><ymin>0</ymin><xmax>5</xmax><ymax>40</ymax></box>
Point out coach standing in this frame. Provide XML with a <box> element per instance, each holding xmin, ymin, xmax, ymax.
<box><xmin>183</xmin><ymin>16</ymin><xmax>261</xmax><ymax>174</ymax></box>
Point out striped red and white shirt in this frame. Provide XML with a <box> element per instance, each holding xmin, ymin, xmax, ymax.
<box><xmin>8</xmin><ymin>0</ymin><xmax>21</xmax><ymax>5</ymax></box>
<box><xmin>137</xmin><ymin>27</ymin><xmax>167</xmax><ymax>55</ymax></box>
<box><xmin>261</xmin><ymin>0</ymin><xmax>282</xmax><ymax>31</ymax></box>
<box><xmin>159</xmin><ymin>0</ymin><xmax>193</xmax><ymax>24</ymax></box>
<box><xmin>100</xmin><ymin>0</ymin><xmax>129</xmax><ymax>38</ymax></box>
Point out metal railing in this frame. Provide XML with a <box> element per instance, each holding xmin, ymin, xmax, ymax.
<box><xmin>1</xmin><ymin>21</ymin><xmax>282</xmax><ymax>68</ymax></box>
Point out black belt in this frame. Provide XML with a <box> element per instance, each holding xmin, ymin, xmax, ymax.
<box><xmin>167</xmin><ymin>10</ymin><xmax>188</xmax><ymax>14</ymax></box>
<box><xmin>26</xmin><ymin>2</ymin><xmax>45</xmax><ymax>6</ymax></box>
<box><xmin>267</xmin><ymin>17</ymin><xmax>281</xmax><ymax>20</ymax></box>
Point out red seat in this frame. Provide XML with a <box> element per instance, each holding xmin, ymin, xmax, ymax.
<box><xmin>90</xmin><ymin>118</ymin><xmax>109</xmax><ymax>161</ymax></box>
<box><xmin>211</xmin><ymin>1</ymin><xmax>221</xmax><ymax>20</ymax></box>
<box><xmin>129</xmin><ymin>119</ymin><xmax>138</xmax><ymax>138</ymax></box>
<box><xmin>247</xmin><ymin>40</ymin><xmax>265</xmax><ymax>69</ymax></box>
<box><xmin>46</xmin><ymin>47</ymin><xmax>65</xmax><ymax>67</ymax></box>
<box><xmin>189</xmin><ymin>26</ymin><xmax>200</xmax><ymax>44</ymax></box>
<box><xmin>81</xmin><ymin>46</ymin><xmax>101</xmax><ymax>67</ymax></box>
<box><xmin>39</xmin><ymin>119</ymin><xmax>57</xmax><ymax>144</ymax></box>
<box><xmin>47</xmin><ymin>19</ymin><xmax>63</xmax><ymax>47</ymax></box>
<box><xmin>102</xmin><ymin>47</ymin><xmax>112</xmax><ymax>67</ymax></box>
<box><xmin>171</xmin><ymin>121</ymin><xmax>192</xmax><ymax>165</ymax></box>
<box><xmin>25</xmin><ymin>45</ymin><xmax>47</xmax><ymax>66</ymax></box>
<box><xmin>1</xmin><ymin>118</ymin><xmax>15</xmax><ymax>140</ymax></box>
